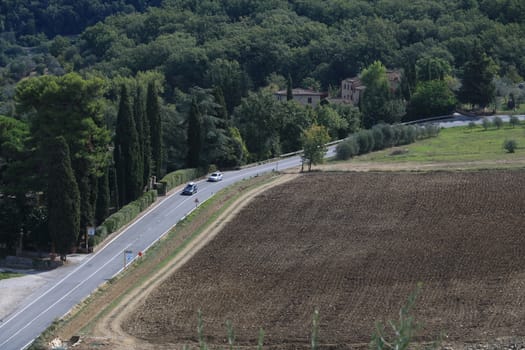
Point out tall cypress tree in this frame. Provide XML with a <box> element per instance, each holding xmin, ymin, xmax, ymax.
<box><xmin>146</xmin><ymin>81</ymin><xmax>162</xmax><ymax>179</ymax></box>
<box><xmin>114</xmin><ymin>84</ymin><xmax>141</xmax><ymax>206</ymax></box>
<box><xmin>47</xmin><ymin>136</ymin><xmax>80</xmax><ymax>261</ymax></box>
<box><xmin>141</xmin><ymin>88</ymin><xmax>152</xmax><ymax>189</ymax></box>
<box><xmin>186</xmin><ymin>98</ymin><xmax>202</xmax><ymax>168</ymax></box>
<box><xmin>108</xmin><ymin>164</ymin><xmax>119</xmax><ymax>210</ymax></box>
<box><xmin>286</xmin><ymin>74</ymin><xmax>293</xmax><ymax>101</ymax></box>
<box><xmin>75</xmin><ymin>160</ymin><xmax>97</xmax><ymax>239</ymax></box>
<box><xmin>213</xmin><ymin>86</ymin><xmax>229</xmax><ymax>127</ymax></box>
<box><xmin>133</xmin><ymin>85</ymin><xmax>145</xmax><ymax>191</ymax></box>
<box><xmin>95</xmin><ymin>166</ymin><xmax>110</xmax><ymax>225</ymax></box>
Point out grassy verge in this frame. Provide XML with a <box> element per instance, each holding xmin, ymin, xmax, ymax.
<box><xmin>30</xmin><ymin>172</ymin><xmax>282</xmax><ymax>348</ymax></box>
<box><xmin>0</xmin><ymin>271</ymin><xmax>24</xmax><ymax>280</ymax></box>
<box><xmin>351</xmin><ymin>123</ymin><xmax>525</xmax><ymax>164</ymax></box>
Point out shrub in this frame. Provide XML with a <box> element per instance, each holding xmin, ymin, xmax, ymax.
<box><xmin>468</xmin><ymin>121</ymin><xmax>476</xmax><ymax>130</ymax></box>
<box><xmin>380</xmin><ymin>123</ymin><xmax>395</xmax><ymax>147</ymax></box>
<box><xmin>424</xmin><ymin>124</ymin><xmax>441</xmax><ymax>137</ymax></box>
<box><xmin>509</xmin><ymin>115</ymin><xmax>520</xmax><ymax>128</ymax></box>
<box><xmin>356</xmin><ymin>130</ymin><xmax>374</xmax><ymax>154</ymax></box>
<box><xmin>371</xmin><ymin>125</ymin><xmax>385</xmax><ymax>150</ymax></box>
<box><xmin>493</xmin><ymin>116</ymin><xmax>503</xmax><ymax>129</ymax></box>
<box><xmin>482</xmin><ymin>117</ymin><xmax>491</xmax><ymax>130</ymax></box>
<box><xmin>96</xmin><ymin>189</ymin><xmax>158</xmax><ymax>239</ymax></box>
<box><xmin>405</xmin><ymin>125</ymin><xmax>417</xmax><ymax>144</ymax></box>
<box><xmin>336</xmin><ymin>137</ymin><xmax>359</xmax><ymax>160</ymax></box>
<box><xmin>159</xmin><ymin>168</ymin><xmax>200</xmax><ymax>193</ymax></box>
<box><xmin>504</xmin><ymin>139</ymin><xmax>517</xmax><ymax>153</ymax></box>
<box><xmin>392</xmin><ymin>124</ymin><xmax>407</xmax><ymax>145</ymax></box>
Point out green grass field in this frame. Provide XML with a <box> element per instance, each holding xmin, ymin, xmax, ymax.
<box><xmin>354</xmin><ymin>122</ymin><xmax>525</xmax><ymax>164</ymax></box>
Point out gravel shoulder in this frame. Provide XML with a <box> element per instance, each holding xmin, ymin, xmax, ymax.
<box><xmin>0</xmin><ymin>254</ymin><xmax>88</xmax><ymax>322</ymax></box>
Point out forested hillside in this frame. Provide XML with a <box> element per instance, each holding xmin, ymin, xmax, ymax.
<box><xmin>1</xmin><ymin>0</ymin><xmax>525</xmax><ymax>257</ymax></box>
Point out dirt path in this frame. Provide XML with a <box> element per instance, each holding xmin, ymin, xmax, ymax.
<box><xmin>62</xmin><ymin>173</ymin><xmax>299</xmax><ymax>350</ymax></box>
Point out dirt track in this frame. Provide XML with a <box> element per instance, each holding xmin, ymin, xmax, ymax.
<box><xmin>58</xmin><ymin>165</ymin><xmax>525</xmax><ymax>350</ymax></box>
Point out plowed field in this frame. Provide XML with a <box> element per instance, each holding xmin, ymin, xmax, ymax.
<box><xmin>120</xmin><ymin>170</ymin><xmax>525</xmax><ymax>348</ymax></box>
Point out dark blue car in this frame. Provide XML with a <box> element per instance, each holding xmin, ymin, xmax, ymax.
<box><xmin>181</xmin><ymin>182</ymin><xmax>198</xmax><ymax>195</ymax></box>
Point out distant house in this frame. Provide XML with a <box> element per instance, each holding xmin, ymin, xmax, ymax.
<box><xmin>341</xmin><ymin>77</ymin><xmax>364</xmax><ymax>106</ymax></box>
<box><xmin>341</xmin><ymin>70</ymin><xmax>402</xmax><ymax>106</ymax></box>
<box><xmin>274</xmin><ymin>88</ymin><xmax>328</xmax><ymax>107</ymax></box>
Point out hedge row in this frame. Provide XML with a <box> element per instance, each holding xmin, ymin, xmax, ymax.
<box><xmin>156</xmin><ymin>168</ymin><xmax>200</xmax><ymax>195</ymax></box>
<box><xmin>93</xmin><ymin>190</ymin><xmax>158</xmax><ymax>246</ymax></box>
<box><xmin>336</xmin><ymin>123</ymin><xmax>440</xmax><ymax>160</ymax></box>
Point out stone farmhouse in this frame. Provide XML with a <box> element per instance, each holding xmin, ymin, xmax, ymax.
<box><xmin>274</xmin><ymin>88</ymin><xmax>328</xmax><ymax>107</ymax></box>
<box><xmin>274</xmin><ymin>69</ymin><xmax>402</xmax><ymax>108</ymax></box>
<box><xmin>341</xmin><ymin>70</ymin><xmax>402</xmax><ymax>106</ymax></box>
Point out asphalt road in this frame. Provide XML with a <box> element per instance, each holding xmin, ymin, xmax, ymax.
<box><xmin>0</xmin><ymin>152</ymin><xmax>316</xmax><ymax>350</ymax></box>
<box><xmin>433</xmin><ymin>113</ymin><xmax>525</xmax><ymax>128</ymax></box>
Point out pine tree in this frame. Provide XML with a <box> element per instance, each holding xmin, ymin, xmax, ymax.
<box><xmin>458</xmin><ymin>41</ymin><xmax>496</xmax><ymax>109</ymax></box>
<box><xmin>186</xmin><ymin>97</ymin><xmax>202</xmax><ymax>168</ymax></box>
<box><xmin>47</xmin><ymin>136</ymin><xmax>80</xmax><ymax>261</ymax></box>
<box><xmin>146</xmin><ymin>81</ymin><xmax>162</xmax><ymax>178</ymax></box>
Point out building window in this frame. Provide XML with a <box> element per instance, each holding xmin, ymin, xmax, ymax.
<box><xmin>307</xmin><ymin>97</ymin><xmax>312</xmax><ymax>104</ymax></box>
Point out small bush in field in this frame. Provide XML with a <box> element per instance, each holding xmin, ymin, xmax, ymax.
<box><xmin>493</xmin><ymin>116</ymin><xmax>503</xmax><ymax>129</ymax></box>
<box><xmin>371</xmin><ymin>125</ymin><xmax>385</xmax><ymax>150</ymax></box>
<box><xmin>336</xmin><ymin>137</ymin><xmax>359</xmax><ymax>160</ymax></box>
<box><xmin>503</xmin><ymin>139</ymin><xmax>517</xmax><ymax>153</ymax></box>
<box><xmin>482</xmin><ymin>117</ymin><xmax>491</xmax><ymax>130</ymax></box>
<box><xmin>509</xmin><ymin>115</ymin><xmax>520</xmax><ymax>128</ymax></box>
<box><xmin>356</xmin><ymin>130</ymin><xmax>374</xmax><ymax>154</ymax></box>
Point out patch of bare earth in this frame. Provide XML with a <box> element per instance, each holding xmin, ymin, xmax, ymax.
<box><xmin>57</xmin><ymin>164</ymin><xmax>525</xmax><ymax>350</ymax></box>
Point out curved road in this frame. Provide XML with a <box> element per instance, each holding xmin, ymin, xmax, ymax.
<box><xmin>0</xmin><ymin>150</ymin><xmax>334</xmax><ymax>350</ymax></box>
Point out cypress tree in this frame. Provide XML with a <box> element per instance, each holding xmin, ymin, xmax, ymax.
<box><xmin>213</xmin><ymin>86</ymin><xmax>229</xmax><ymax>128</ymax></box>
<box><xmin>141</xmin><ymin>91</ymin><xmax>152</xmax><ymax>189</ymax></box>
<box><xmin>47</xmin><ymin>136</ymin><xmax>80</xmax><ymax>261</ymax></box>
<box><xmin>186</xmin><ymin>98</ymin><xmax>202</xmax><ymax>168</ymax></box>
<box><xmin>133</xmin><ymin>85</ymin><xmax>145</xmax><ymax>191</ymax></box>
<box><xmin>95</xmin><ymin>166</ymin><xmax>110</xmax><ymax>225</ymax></box>
<box><xmin>286</xmin><ymin>74</ymin><xmax>293</xmax><ymax>101</ymax></box>
<box><xmin>108</xmin><ymin>164</ymin><xmax>119</xmax><ymax>210</ymax></box>
<box><xmin>114</xmin><ymin>84</ymin><xmax>141</xmax><ymax>206</ymax></box>
<box><xmin>146</xmin><ymin>81</ymin><xmax>162</xmax><ymax>178</ymax></box>
<box><xmin>74</xmin><ymin>160</ymin><xmax>97</xmax><ymax>239</ymax></box>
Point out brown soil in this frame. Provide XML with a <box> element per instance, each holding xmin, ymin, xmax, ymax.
<box><xmin>55</xmin><ymin>165</ymin><xmax>525</xmax><ymax>350</ymax></box>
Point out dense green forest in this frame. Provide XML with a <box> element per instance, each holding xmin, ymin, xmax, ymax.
<box><xmin>1</xmin><ymin>0</ymin><xmax>525</xmax><ymax>257</ymax></box>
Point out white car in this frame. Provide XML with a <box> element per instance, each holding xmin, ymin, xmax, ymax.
<box><xmin>208</xmin><ymin>171</ymin><xmax>223</xmax><ymax>182</ymax></box>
